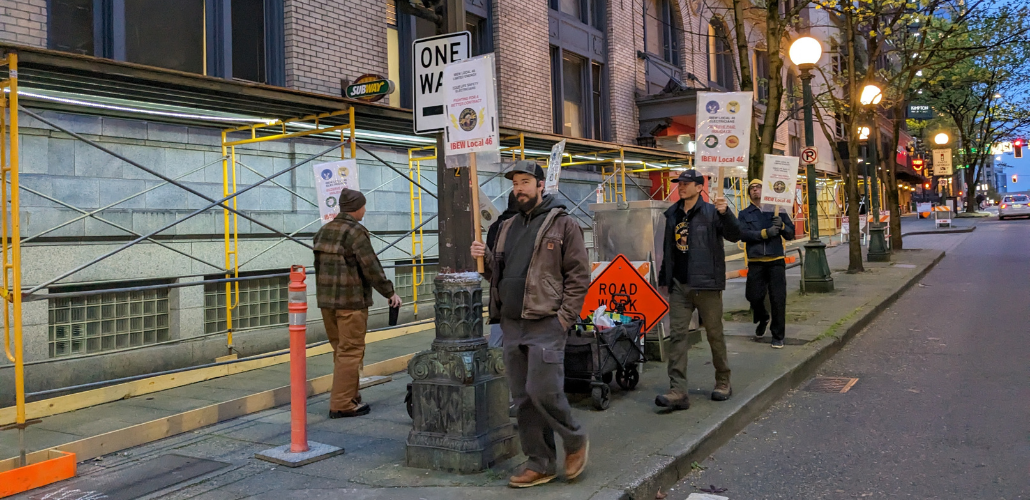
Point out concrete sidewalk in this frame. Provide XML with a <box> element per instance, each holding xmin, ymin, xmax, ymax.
<box><xmin>900</xmin><ymin>213</ymin><xmax>979</xmax><ymax>236</ymax></box>
<box><xmin>13</xmin><ymin>242</ymin><xmax>945</xmax><ymax>500</ymax></box>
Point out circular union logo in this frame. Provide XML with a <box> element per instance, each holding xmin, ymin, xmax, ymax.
<box><xmin>459</xmin><ymin>108</ymin><xmax>478</xmax><ymax>131</ymax></box>
<box><xmin>726</xmin><ymin>135</ymin><xmax>740</xmax><ymax>148</ymax></box>
<box><xmin>705</xmin><ymin>101</ymin><xmax>721</xmax><ymax>114</ymax></box>
<box><xmin>482</xmin><ymin>210</ymin><xmax>492</xmax><ymax>221</ymax></box>
<box><xmin>320</xmin><ymin>169</ymin><xmax>333</xmax><ymax>180</ymax></box>
<box><xmin>703</xmin><ymin>135</ymin><xmax>719</xmax><ymax>149</ymax></box>
<box><xmin>337</xmin><ymin>166</ymin><xmax>350</xmax><ymax>177</ymax></box>
<box><xmin>727</xmin><ymin>101</ymin><xmax>740</xmax><ymax>113</ymax></box>
<box><xmin>773</xmin><ymin>181</ymin><xmax>787</xmax><ymax>194</ymax></box>
<box><xmin>325</xmin><ymin>196</ymin><xmax>338</xmax><ymax>208</ymax></box>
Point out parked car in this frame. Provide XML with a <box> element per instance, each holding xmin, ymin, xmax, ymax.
<box><xmin>998</xmin><ymin>194</ymin><xmax>1030</xmax><ymax>220</ymax></box>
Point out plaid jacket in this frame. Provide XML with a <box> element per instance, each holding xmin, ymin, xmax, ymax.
<box><xmin>313</xmin><ymin>213</ymin><xmax>395</xmax><ymax>311</ymax></box>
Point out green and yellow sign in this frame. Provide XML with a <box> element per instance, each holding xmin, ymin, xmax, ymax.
<box><xmin>345</xmin><ymin>74</ymin><xmax>394</xmax><ymax>102</ymax></box>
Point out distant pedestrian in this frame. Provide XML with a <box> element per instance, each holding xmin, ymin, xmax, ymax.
<box><xmin>738</xmin><ymin>179</ymin><xmax>795</xmax><ymax>349</ymax></box>
<box><xmin>471</xmin><ymin>160</ymin><xmax>591</xmax><ymax>488</ymax></box>
<box><xmin>656</xmin><ymin>170</ymin><xmax>741</xmax><ymax>411</ymax></box>
<box><xmin>313</xmin><ymin>189</ymin><xmax>402</xmax><ymax>418</ymax></box>
<box><xmin>976</xmin><ymin>193</ymin><xmax>986</xmax><ymax>210</ymax></box>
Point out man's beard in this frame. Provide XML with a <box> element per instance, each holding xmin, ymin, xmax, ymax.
<box><xmin>516</xmin><ymin>192</ymin><xmax>540</xmax><ymax>212</ymax></box>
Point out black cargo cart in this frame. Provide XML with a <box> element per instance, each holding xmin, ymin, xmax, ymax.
<box><xmin>564</xmin><ymin>294</ymin><xmax>645</xmax><ymax>410</ymax></box>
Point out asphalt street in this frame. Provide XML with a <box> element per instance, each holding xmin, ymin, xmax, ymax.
<box><xmin>667</xmin><ymin>215</ymin><xmax>1030</xmax><ymax>500</ymax></box>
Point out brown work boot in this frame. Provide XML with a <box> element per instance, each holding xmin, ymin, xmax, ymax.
<box><xmin>711</xmin><ymin>382</ymin><xmax>732</xmax><ymax>401</ymax></box>
<box><xmin>508</xmin><ymin>468</ymin><xmax>556</xmax><ymax>488</ymax></box>
<box><xmin>565</xmin><ymin>440</ymin><xmax>589</xmax><ymax>481</ymax></box>
<box><xmin>655</xmin><ymin>391</ymin><xmax>691</xmax><ymax>410</ymax></box>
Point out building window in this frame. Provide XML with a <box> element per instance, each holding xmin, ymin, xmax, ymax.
<box><xmin>831</xmin><ymin>39</ymin><xmax>847</xmax><ymax>78</ymax></box>
<box><xmin>49</xmin><ymin>284</ymin><xmax>170</xmax><ymax>358</ymax></box>
<box><xmin>562</xmin><ymin>53</ymin><xmax>586</xmax><ymax>137</ymax></box>
<box><xmin>645</xmin><ymin>0</ymin><xmax>679</xmax><ymax>64</ymax></box>
<box><xmin>550</xmin><ymin>0</ymin><xmax>604</xmax><ymax>28</ymax></box>
<box><xmin>394</xmin><ymin>262</ymin><xmax>438</xmax><ymax>302</ymax></box>
<box><xmin>708</xmin><ymin>20</ymin><xmax>734</xmax><ymax>90</ymax></box>
<box><xmin>48</xmin><ymin>0</ymin><xmax>284</xmax><ymax>83</ymax></box>
<box><xmin>755</xmin><ymin>49</ymin><xmax>770</xmax><ymax>103</ymax></box>
<box><xmin>231</xmin><ymin>0</ymin><xmax>266</xmax><ymax>82</ymax></box>
<box><xmin>790</xmin><ymin>136</ymin><xmax>802</xmax><ymax>157</ymax></box>
<box><xmin>125</xmin><ymin>0</ymin><xmax>205</xmax><ymax>73</ymax></box>
<box><xmin>834</xmin><ymin>112</ymin><xmax>849</xmax><ymax>140</ymax></box>
<box><xmin>48</xmin><ymin>0</ymin><xmax>94</xmax><ymax>55</ymax></box>
<box><xmin>204</xmin><ymin>272</ymin><xmax>289</xmax><ymax>334</ymax></box>
<box><xmin>386</xmin><ymin>0</ymin><xmax>401</xmax><ymax>107</ymax></box>
<box><xmin>592</xmin><ymin>63</ymin><xmax>605</xmax><ymax>141</ymax></box>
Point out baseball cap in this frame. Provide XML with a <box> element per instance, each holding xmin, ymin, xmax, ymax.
<box><xmin>504</xmin><ymin>160</ymin><xmax>545</xmax><ymax>181</ymax></box>
<box><xmin>671</xmin><ymin>169</ymin><xmax>706</xmax><ymax>185</ymax></box>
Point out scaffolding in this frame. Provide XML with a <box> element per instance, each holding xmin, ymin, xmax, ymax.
<box><xmin>0</xmin><ymin>52</ymin><xmax>26</xmax><ymax>460</ymax></box>
<box><xmin>407</xmin><ymin>145</ymin><xmax>434</xmax><ymax>317</ymax></box>
<box><xmin>219</xmin><ymin>109</ymin><xmax>356</xmax><ymax>350</ymax></box>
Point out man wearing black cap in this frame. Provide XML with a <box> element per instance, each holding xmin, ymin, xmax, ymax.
<box><xmin>313</xmin><ymin>188</ymin><xmax>402</xmax><ymax>418</ymax></box>
<box><xmin>471</xmin><ymin>160</ymin><xmax>591</xmax><ymax>488</ymax></box>
<box><xmin>656</xmin><ymin>170</ymin><xmax>741</xmax><ymax>411</ymax></box>
<box><xmin>739</xmin><ymin>179</ymin><xmax>795</xmax><ymax>348</ymax></box>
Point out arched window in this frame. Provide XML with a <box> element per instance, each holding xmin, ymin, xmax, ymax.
<box><xmin>645</xmin><ymin>0</ymin><xmax>680</xmax><ymax>64</ymax></box>
<box><xmin>708</xmin><ymin>19</ymin><xmax>734</xmax><ymax>89</ymax></box>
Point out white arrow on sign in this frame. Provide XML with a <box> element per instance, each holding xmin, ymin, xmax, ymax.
<box><xmin>801</xmin><ymin>147</ymin><xmax>819</xmax><ymax>165</ymax></box>
<box><xmin>412</xmin><ymin>32</ymin><xmax>471</xmax><ymax>135</ymax></box>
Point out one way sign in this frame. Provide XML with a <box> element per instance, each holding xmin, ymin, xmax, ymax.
<box><xmin>412</xmin><ymin>32</ymin><xmax>471</xmax><ymax>135</ymax></box>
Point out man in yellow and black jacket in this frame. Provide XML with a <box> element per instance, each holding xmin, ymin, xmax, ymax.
<box><xmin>738</xmin><ymin>179</ymin><xmax>795</xmax><ymax>349</ymax></box>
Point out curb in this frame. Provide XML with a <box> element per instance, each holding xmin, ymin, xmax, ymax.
<box><xmin>901</xmin><ymin>226</ymin><xmax>976</xmax><ymax>237</ymax></box>
<box><xmin>600</xmin><ymin>250</ymin><xmax>947</xmax><ymax>500</ymax></box>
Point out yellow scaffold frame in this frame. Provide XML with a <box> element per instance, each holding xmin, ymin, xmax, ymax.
<box><xmin>0</xmin><ymin>53</ymin><xmax>25</xmax><ymax>434</ymax></box>
<box><xmin>220</xmin><ymin>108</ymin><xmax>355</xmax><ymax>349</ymax></box>
<box><xmin>500</xmin><ymin>133</ymin><xmax>631</xmax><ymax>205</ymax></box>
<box><xmin>407</xmin><ymin>145</ymin><xmax>434</xmax><ymax>317</ymax></box>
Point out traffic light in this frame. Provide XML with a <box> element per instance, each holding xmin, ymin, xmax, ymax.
<box><xmin>1013</xmin><ymin>174</ymin><xmax>1019</xmax><ymax>183</ymax></box>
<box><xmin>1015</xmin><ymin>139</ymin><xmax>1024</xmax><ymax>159</ymax></box>
<box><xmin>924</xmin><ymin>182</ymin><xmax>931</xmax><ymax>189</ymax></box>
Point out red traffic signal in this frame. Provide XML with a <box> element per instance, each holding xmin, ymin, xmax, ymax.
<box><xmin>1014</xmin><ymin>174</ymin><xmax>1019</xmax><ymax>183</ymax></box>
<box><xmin>1015</xmin><ymin>139</ymin><xmax>1023</xmax><ymax>147</ymax></box>
<box><xmin>924</xmin><ymin>182</ymin><xmax>931</xmax><ymax>189</ymax></box>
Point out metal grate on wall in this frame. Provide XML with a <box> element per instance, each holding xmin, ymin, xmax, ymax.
<box><xmin>204</xmin><ymin>273</ymin><xmax>289</xmax><ymax>334</ymax></box>
<box><xmin>49</xmin><ymin>288</ymin><xmax>170</xmax><ymax>358</ymax></box>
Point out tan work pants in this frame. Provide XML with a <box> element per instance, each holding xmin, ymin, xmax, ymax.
<box><xmin>320</xmin><ymin>308</ymin><xmax>369</xmax><ymax>412</ymax></box>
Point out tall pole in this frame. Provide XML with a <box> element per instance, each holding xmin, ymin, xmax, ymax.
<box><xmin>435</xmin><ymin>0</ymin><xmax>474</xmax><ymax>273</ymax></box>
<box><xmin>406</xmin><ymin>0</ymin><xmax>518</xmax><ymax>472</ymax></box>
<box><xmin>799</xmin><ymin>69</ymin><xmax>834</xmax><ymax>292</ymax></box>
<box><xmin>867</xmin><ymin>119</ymin><xmax>890</xmax><ymax>261</ymax></box>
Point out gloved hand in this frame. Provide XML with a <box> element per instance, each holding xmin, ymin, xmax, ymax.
<box><xmin>772</xmin><ymin>217</ymin><xmax>784</xmax><ymax>230</ymax></box>
<box><xmin>767</xmin><ymin>225</ymin><xmax>781</xmax><ymax>238</ymax></box>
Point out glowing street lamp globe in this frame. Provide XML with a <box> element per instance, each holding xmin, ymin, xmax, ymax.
<box><xmin>859</xmin><ymin>126</ymin><xmax>871</xmax><ymax>141</ymax></box>
<box><xmin>934</xmin><ymin>132</ymin><xmax>949</xmax><ymax>145</ymax></box>
<box><xmin>789</xmin><ymin>37</ymin><xmax>823</xmax><ymax>69</ymax></box>
<box><xmin>860</xmin><ymin>84</ymin><xmax>883</xmax><ymax>106</ymax></box>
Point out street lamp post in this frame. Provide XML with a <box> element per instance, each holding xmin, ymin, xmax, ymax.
<box><xmin>789</xmin><ymin>37</ymin><xmax>833</xmax><ymax>293</ymax></box>
<box><xmin>860</xmin><ymin>84</ymin><xmax>890</xmax><ymax>262</ymax></box>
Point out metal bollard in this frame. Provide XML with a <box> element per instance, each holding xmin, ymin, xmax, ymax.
<box><xmin>254</xmin><ymin>265</ymin><xmax>343</xmax><ymax>467</ymax></box>
<box><xmin>288</xmin><ymin>265</ymin><xmax>309</xmax><ymax>453</ymax></box>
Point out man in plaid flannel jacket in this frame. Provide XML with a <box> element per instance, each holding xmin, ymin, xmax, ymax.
<box><xmin>313</xmin><ymin>189</ymin><xmax>401</xmax><ymax>418</ymax></box>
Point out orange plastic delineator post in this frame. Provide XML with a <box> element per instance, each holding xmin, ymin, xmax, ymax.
<box><xmin>288</xmin><ymin>266</ymin><xmax>308</xmax><ymax>453</ymax></box>
<box><xmin>0</xmin><ymin>450</ymin><xmax>76</xmax><ymax>498</ymax></box>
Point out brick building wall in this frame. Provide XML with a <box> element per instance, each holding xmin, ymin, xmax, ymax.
<box><xmin>492</xmin><ymin>0</ymin><xmax>552</xmax><ymax>133</ymax></box>
<box><xmin>607</xmin><ymin>0</ymin><xmax>643</xmax><ymax>145</ymax></box>
<box><xmin>0</xmin><ymin>0</ymin><xmax>46</xmax><ymax>48</ymax></box>
<box><xmin>283</xmin><ymin>0</ymin><xmax>388</xmax><ymax>96</ymax></box>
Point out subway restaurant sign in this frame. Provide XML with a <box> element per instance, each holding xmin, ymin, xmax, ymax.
<box><xmin>345</xmin><ymin>74</ymin><xmax>395</xmax><ymax>102</ymax></box>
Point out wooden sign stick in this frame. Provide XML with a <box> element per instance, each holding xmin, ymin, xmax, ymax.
<box><xmin>468</xmin><ymin>154</ymin><xmax>485</xmax><ymax>274</ymax></box>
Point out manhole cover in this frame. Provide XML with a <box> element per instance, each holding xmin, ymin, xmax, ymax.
<box><xmin>805</xmin><ymin>377</ymin><xmax>858</xmax><ymax>393</ymax></box>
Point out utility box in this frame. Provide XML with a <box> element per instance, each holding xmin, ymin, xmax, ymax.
<box><xmin>590</xmin><ymin>200</ymin><xmax>700</xmax><ymax>361</ymax></box>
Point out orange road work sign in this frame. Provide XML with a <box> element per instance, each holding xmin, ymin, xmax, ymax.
<box><xmin>580</xmin><ymin>254</ymin><xmax>669</xmax><ymax>333</ymax></box>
